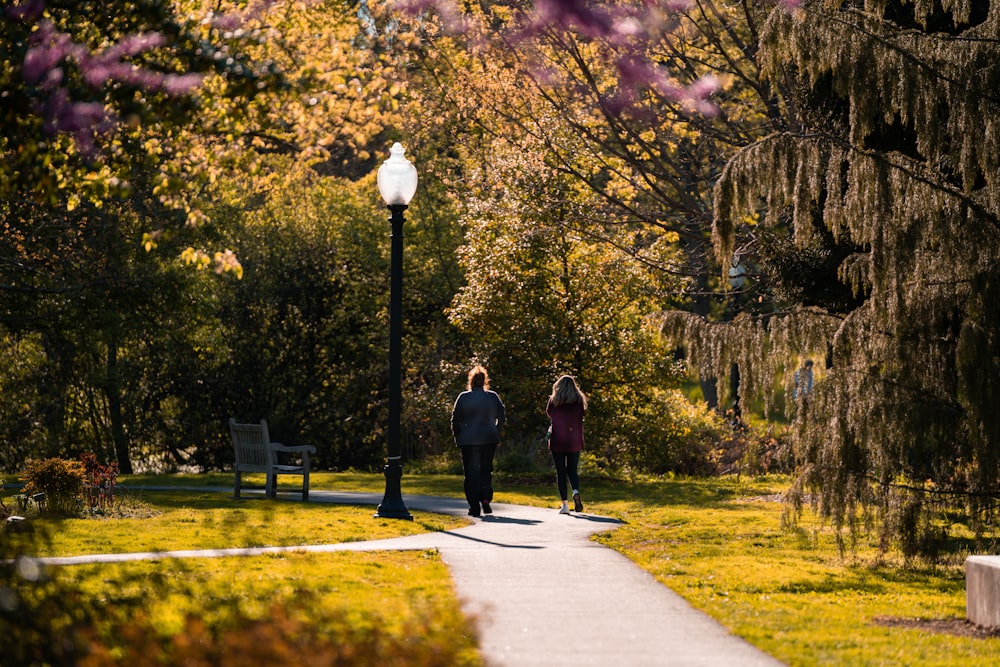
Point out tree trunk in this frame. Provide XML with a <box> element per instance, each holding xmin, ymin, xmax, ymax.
<box><xmin>106</xmin><ymin>337</ymin><xmax>133</xmax><ymax>474</ymax></box>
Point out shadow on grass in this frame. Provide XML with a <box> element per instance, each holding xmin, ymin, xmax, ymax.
<box><xmin>559</xmin><ymin>474</ymin><xmax>789</xmax><ymax>510</ymax></box>
<box><xmin>122</xmin><ymin>471</ymin><xmax>790</xmax><ymax>517</ymax></box>
<box><xmin>134</xmin><ymin>491</ymin><xmax>382</xmax><ymax>515</ymax></box>
<box><xmin>776</xmin><ymin>563</ymin><xmax>966</xmax><ymax>597</ymax></box>
<box><xmin>872</xmin><ymin>616</ymin><xmax>1000</xmax><ymax>639</ymax></box>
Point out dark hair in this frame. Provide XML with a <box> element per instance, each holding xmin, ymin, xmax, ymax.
<box><xmin>467</xmin><ymin>365</ymin><xmax>490</xmax><ymax>390</ymax></box>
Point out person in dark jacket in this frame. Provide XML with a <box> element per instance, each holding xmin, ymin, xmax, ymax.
<box><xmin>546</xmin><ymin>375</ymin><xmax>587</xmax><ymax>514</ymax></box>
<box><xmin>451</xmin><ymin>365</ymin><xmax>506</xmax><ymax>517</ymax></box>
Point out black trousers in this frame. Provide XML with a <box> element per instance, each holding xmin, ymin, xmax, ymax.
<box><xmin>551</xmin><ymin>450</ymin><xmax>581</xmax><ymax>501</ymax></box>
<box><xmin>460</xmin><ymin>443</ymin><xmax>496</xmax><ymax>512</ymax></box>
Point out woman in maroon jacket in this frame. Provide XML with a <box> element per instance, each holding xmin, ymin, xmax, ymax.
<box><xmin>546</xmin><ymin>375</ymin><xmax>588</xmax><ymax>514</ymax></box>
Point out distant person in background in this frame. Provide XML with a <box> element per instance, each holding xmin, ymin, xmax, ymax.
<box><xmin>451</xmin><ymin>365</ymin><xmax>506</xmax><ymax>517</ymax></box>
<box><xmin>794</xmin><ymin>359</ymin><xmax>814</xmax><ymax>401</ymax></box>
<box><xmin>546</xmin><ymin>375</ymin><xmax>588</xmax><ymax>514</ymax></box>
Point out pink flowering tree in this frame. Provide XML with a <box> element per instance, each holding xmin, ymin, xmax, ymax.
<box><xmin>2</xmin><ymin>0</ymin><xmax>282</xmax><ymax>204</ymax></box>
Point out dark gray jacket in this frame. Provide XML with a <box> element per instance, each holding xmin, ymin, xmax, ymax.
<box><xmin>451</xmin><ymin>387</ymin><xmax>506</xmax><ymax>446</ymax></box>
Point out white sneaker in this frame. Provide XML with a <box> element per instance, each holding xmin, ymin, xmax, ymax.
<box><xmin>558</xmin><ymin>505</ymin><xmax>570</xmax><ymax>514</ymax></box>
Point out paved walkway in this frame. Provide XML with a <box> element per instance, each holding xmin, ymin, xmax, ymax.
<box><xmin>35</xmin><ymin>489</ymin><xmax>784</xmax><ymax>666</ymax></box>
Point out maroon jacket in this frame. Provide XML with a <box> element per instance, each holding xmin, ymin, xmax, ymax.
<box><xmin>546</xmin><ymin>399</ymin><xmax>585</xmax><ymax>453</ymax></box>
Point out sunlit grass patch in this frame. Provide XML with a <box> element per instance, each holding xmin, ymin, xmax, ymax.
<box><xmin>60</xmin><ymin>550</ymin><xmax>483</xmax><ymax>666</ymax></box>
<box><xmin>6</xmin><ymin>490</ymin><xmax>467</xmax><ymax>557</ymax></box>
<box><xmin>584</xmin><ymin>476</ymin><xmax>1000</xmax><ymax>667</ymax></box>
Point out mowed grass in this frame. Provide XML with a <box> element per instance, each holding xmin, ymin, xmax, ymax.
<box><xmin>2</xmin><ymin>481</ymin><xmax>480</xmax><ymax>665</ymax></box>
<box><xmin>10</xmin><ymin>490</ymin><xmax>465</xmax><ymax>557</ymax></box>
<box><xmin>7</xmin><ymin>470</ymin><xmax>1000</xmax><ymax>665</ymax></box>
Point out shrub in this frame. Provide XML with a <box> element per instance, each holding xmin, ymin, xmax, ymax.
<box><xmin>80</xmin><ymin>453</ymin><xmax>119</xmax><ymax>514</ymax></box>
<box><xmin>20</xmin><ymin>458</ymin><xmax>87</xmax><ymax>517</ymax></box>
<box><xmin>495</xmin><ymin>450</ymin><xmax>535</xmax><ymax>474</ymax></box>
<box><xmin>78</xmin><ymin>597</ymin><xmax>483</xmax><ymax>667</ymax></box>
<box><xmin>612</xmin><ymin>390</ymin><xmax>727</xmax><ymax>476</ymax></box>
<box><xmin>710</xmin><ymin>420</ymin><xmax>793</xmax><ymax>476</ymax></box>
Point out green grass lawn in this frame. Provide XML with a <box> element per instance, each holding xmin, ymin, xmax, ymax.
<box><xmin>1</xmin><ymin>481</ymin><xmax>479</xmax><ymax>666</ymax></box>
<box><xmin>4</xmin><ymin>471</ymin><xmax>999</xmax><ymax>666</ymax></box>
<box><xmin>580</xmin><ymin>476</ymin><xmax>1000</xmax><ymax>667</ymax></box>
<box><xmin>10</xmin><ymin>491</ymin><xmax>463</xmax><ymax>556</ymax></box>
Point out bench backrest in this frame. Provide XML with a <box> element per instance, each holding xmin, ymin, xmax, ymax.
<box><xmin>229</xmin><ymin>418</ymin><xmax>275</xmax><ymax>472</ymax></box>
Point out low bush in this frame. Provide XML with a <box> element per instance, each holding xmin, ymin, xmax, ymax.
<box><xmin>78</xmin><ymin>593</ymin><xmax>480</xmax><ymax>667</ymax></box>
<box><xmin>710</xmin><ymin>419</ymin><xmax>794</xmax><ymax>476</ymax></box>
<box><xmin>20</xmin><ymin>457</ymin><xmax>87</xmax><ymax>517</ymax></box>
<box><xmin>1</xmin><ymin>554</ymin><xmax>481</xmax><ymax>667</ymax></box>
<box><xmin>612</xmin><ymin>390</ymin><xmax>729</xmax><ymax>475</ymax></box>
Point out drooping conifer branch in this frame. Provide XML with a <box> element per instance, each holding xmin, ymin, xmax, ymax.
<box><xmin>671</xmin><ymin>0</ymin><xmax>1000</xmax><ymax>556</ymax></box>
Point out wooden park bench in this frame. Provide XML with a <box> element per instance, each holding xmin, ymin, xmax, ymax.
<box><xmin>229</xmin><ymin>418</ymin><xmax>316</xmax><ymax>500</ymax></box>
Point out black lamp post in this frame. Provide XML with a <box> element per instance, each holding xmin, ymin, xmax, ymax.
<box><xmin>374</xmin><ymin>142</ymin><xmax>417</xmax><ymax>520</ymax></box>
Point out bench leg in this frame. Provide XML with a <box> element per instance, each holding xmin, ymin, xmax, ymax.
<box><xmin>266</xmin><ymin>473</ymin><xmax>276</xmax><ymax>498</ymax></box>
<box><xmin>234</xmin><ymin>471</ymin><xmax>242</xmax><ymax>498</ymax></box>
<box><xmin>303</xmin><ymin>471</ymin><xmax>310</xmax><ymax>501</ymax></box>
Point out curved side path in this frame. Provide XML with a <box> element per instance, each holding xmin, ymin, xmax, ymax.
<box><xmin>33</xmin><ymin>489</ymin><xmax>784</xmax><ymax>667</ymax></box>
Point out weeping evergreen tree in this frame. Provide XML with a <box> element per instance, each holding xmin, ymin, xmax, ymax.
<box><xmin>668</xmin><ymin>0</ymin><xmax>1000</xmax><ymax>556</ymax></box>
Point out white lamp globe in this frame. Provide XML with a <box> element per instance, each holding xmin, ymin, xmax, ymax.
<box><xmin>377</xmin><ymin>142</ymin><xmax>418</xmax><ymax>206</ymax></box>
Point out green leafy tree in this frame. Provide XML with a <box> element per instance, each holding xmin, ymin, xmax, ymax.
<box><xmin>0</xmin><ymin>190</ymin><xmax>229</xmax><ymax>473</ymax></box>
<box><xmin>203</xmin><ymin>158</ymin><xmax>449</xmax><ymax>470</ymax></box>
<box><xmin>1</xmin><ymin>0</ymin><xmax>281</xmax><ymax>471</ymax></box>
<box><xmin>194</xmin><ymin>138</ymin><xmax>469</xmax><ymax>469</ymax></box>
<box><xmin>0</xmin><ymin>0</ymin><xmax>413</xmax><ymax>472</ymax></box>
<box><xmin>447</xmin><ymin>135</ymin><xmax>689</xmax><ymax>458</ymax></box>
<box><xmin>402</xmin><ymin>0</ymin><xmax>801</xmax><ymax>410</ymax></box>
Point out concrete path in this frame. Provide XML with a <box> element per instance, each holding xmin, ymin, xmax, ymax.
<box><xmin>33</xmin><ymin>489</ymin><xmax>784</xmax><ymax>666</ymax></box>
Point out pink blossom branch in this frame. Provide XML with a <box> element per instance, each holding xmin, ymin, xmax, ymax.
<box><xmin>392</xmin><ymin>0</ymin><xmax>797</xmax><ymax>115</ymax></box>
<box><xmin>18</xmin><ymin>12</ymin><xmax>205</xmax><ymax>155</ymax></box>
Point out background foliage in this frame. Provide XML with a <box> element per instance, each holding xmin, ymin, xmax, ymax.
<box><xmin>2</xmin><ymin>0</ymin><xmax>734</xmax><ymax>478</ymax></box>
<box><xmin>3</xmin><ymin>0</ymin><xmax>999</xmax><ymax>556</ymax></box>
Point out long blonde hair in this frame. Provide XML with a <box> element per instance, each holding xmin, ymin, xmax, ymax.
<box><xmin>549</xmin><ymin>375</ymin><xmax>587</xmax><ymax>408</ymax></box>
<box><xmin>467</xmin><ymin>365</ymin><xmax>490</xmax><ymax>390</ymax></box>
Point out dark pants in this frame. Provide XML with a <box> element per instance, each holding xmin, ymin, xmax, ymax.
<box><xmin>551</xmin><ymin>450</ymin><xmax>581</xmax><ymax>501</ymax></box>
<box><xmin>460</xmin><ymin>443</ymin><xmax>496</xmax><ymax>513</ymax></box>
<box><xmin>459</xmin><ymin>443</ymin><xmax>497</xmax><ymax>514</ymax></box>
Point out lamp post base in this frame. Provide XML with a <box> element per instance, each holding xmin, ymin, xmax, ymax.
<box><xmin>374</xmin><ymin>460</ymin><xmax>413</xmax><ymax>520</ymax></box>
